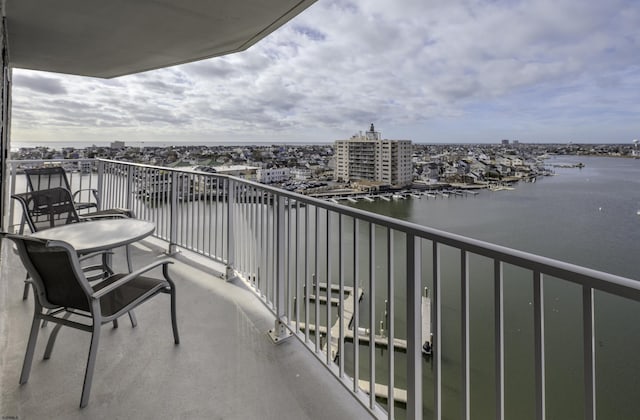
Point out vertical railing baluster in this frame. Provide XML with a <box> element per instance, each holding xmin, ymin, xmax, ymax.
<box><xmin>583</xmin><ymin>286</ymin><xmax>596</xmax><ymax>420</ymax></box>
<box><xmin>169</xmin><ymin>171</ymin><xmax>178</xmax><ymax>254</ymax></box>
<box><xmin>238</xmin><ymin>185</ymin><xmax>244</xmax><ymax>273</ymax></box>
<box><xmin>295</xmin><ymin>201</ymin><xmax>300</xmax><ymax>333</ymax></box>
<box><xmin>461</xmin><ymin>249</ymin><xmax>470</xmax><ymax>420</ymax></box>
<box><xmin>267</xmin><ymin>193</ymin><xmax>272</xmax><ymax>299</ymax></box>
<box><xmin>253</xmin><ymin>189</ymin><xmax>257</xmax><ymax>277</ymax></box>
<box><xmin>338</xmin><ymin>214</ymin><xmax>345</xmax><ymax>377</ymax></box>
<box><xmin>196</xmin><ymin>174</ymin><xmax>202</xmax><ymax>252</ymax></box>
<box><xmin>258</xmin><ymin>190</ymin><xmax>264</xmax><ymax>296</ymax></box>
<box><xmin>433</xmin><ymin>241</ymin><xmax>442</xmax><ymax>420</ymax></box>
<box><xmin>353</xmin><ymin>219</ymin><xmax>360</xmax><ymax>393</ymax></box>
<box><xmin>97</xmin><ymin>160</ymin><xmax>104</xmax><ymax>210</ymax></box>
<box><xmin>214</xmin><ymin>178</ymin><xmax>219</xmax><ymax>258</ymax></box>
<box><xmin>181</xmin><ymin>174</ymin><xmax>187</xmax><ymax>247</ymax></box>
<box><xmin>494</xmin><ymin>259</ymin><xmax>505</xmax><ymax>420</ymax></box>
<box><xmin>387</xmin><ymin>228</ymin><xmax>395</xmax><ymax>418</ymax></box>
<box><xmin>267</xmin><ymin>195</ymin><xmax>288</xmax><ymax>342</ymax></box>
<box><xmin>326</xmin><ymin>209</ymin><xmax>332</xmax><ymax>365</ymax></box>
<box><xmin>271</xmin><ymin>193</ymin><xmax>277</xmax><ymax>305</ymax></box>
<box><xmin>190</xmin><ymin>174</ymin><xmax>195</xmax><ymax>250</ymax></box>
<box><xmin>206</xmin><ymin>176</ymin><xmax>213</xmax><ymax>258</ymax></box>
<box><xmin>226</xmin><ymin>179</ymin><xmax>235</xmax><ymax>271</ymax></box>
<box><xmin>287</xmin><ymin>197</ymin><xmax>292</xmax><ymax>323</ymax></box>
<box><xmin>534</xmin><ymin>271</ymin><xmax>546</xmax><ymax>420</ymax></box>
<box><xmin>407</xmin><ymin>234</ymin><xmax>422</xmax><ymax>420</ymax></box>
<box><xmin>126</xmin><ymin>165</ymin><xmax>133</xmax><ymax>214</ymax></box>
<box><xmin>8</xmin><ymin>162</ymin><xmax>17</xmax><ymax>229</ymax></box>
<box><xmin>304</xmin><ymin>203</ymin><xmax>310</xmax><ymax>343</ymax></box>
<box><xmin>369</xmin><ymin>222</ymin><xmax>376</xmax><ymax>410</ymax></box>
<box><xmin>314</xmin><ymin>206</ymin><xmax>320</xmax><ymax>353</ymax></box>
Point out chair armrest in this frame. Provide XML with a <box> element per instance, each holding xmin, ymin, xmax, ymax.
<box><xmin>73</xmin><ymin>188</ymin><xmax>98</xmax><ymax>197</ymax></box>
<box><xmin>73</xmin><ymin>188</ymin><xmax>100</xmax><ymax>206</ymax></box>
<box><xmin>91</xmin><ymin>258</ymin><xmax>174</xmax><ymax>299</ymax></box>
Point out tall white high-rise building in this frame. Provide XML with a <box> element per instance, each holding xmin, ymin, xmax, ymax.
<box><xmin>334</xmin><ymin>124</ymin><xmax>413</xmax><ymax>188</ymax></box>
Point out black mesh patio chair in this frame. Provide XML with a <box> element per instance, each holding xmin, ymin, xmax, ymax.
<box><xmin>24</xmin><ymin>166</ymin><xmax>99</xmax><ymax>212</ymax></box>
<box><xmin>24</xmin><ymin>166</ymin><xmax>133</xmax><ymax>218</ymax></box>
<box><xmin>13</xmin><ymin>187</ymin><xmax>136</xmax><ymax>278</ymax></box>
<box><xmin>12</xmin><ymin>188</ymin><xmax>139</xmax><ymax>328</ymax></box>
<box><xmin>3</xmin><ymin>233</ymin><xmax>179</xmax><ymax>408</ymax></box>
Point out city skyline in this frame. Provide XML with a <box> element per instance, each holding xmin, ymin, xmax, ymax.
<box><xmin>10</xmin><ymin>0</ymin><xmax>640</xmax><ymax>144</ymax></box>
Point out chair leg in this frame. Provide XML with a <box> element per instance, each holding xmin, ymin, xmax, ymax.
<box><xmin>43</xmin><ymin>313</ymin><xmax>71</xmax><ymax>359</ymax></box>
<box><xmin>80</xmin><ymin>324</ymin><xmax>101</xmax><ymax>408</ymax></box>
<box><xmin>20</xmin><ymin>315</ymin><xmax>42</xmax><ymax>385</ymax></box>
<box><xmin>125</xmin><ymin>244</ymin><xmax>133</xmax><ymax>273</ymax></box>
<box><xmin>22</xmin><ymin>277</ymin><xmax>30</xmax><ymax>300</ymax></box>
<box><xmin>163</xmin><ymin>265</ymin><xmax>180</xmax><ymax>344</ymax></box>
<box><xmin>128</xmin><ymin>310</ymin><xmax>138</xmax><ymax>328</ymax></box>
<box><xmin>170</xmin><ymin>288</ymin><xmax>179</xmax><ymax>344</ymax></box>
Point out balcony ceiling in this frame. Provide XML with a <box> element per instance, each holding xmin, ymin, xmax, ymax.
<box><xmin>4</xmin><ymin>0</ymin><xmax>316</xmax><ymax>78</ymax></box>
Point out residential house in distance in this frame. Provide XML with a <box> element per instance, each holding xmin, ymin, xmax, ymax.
<box><xmin>334</xmin><ymin>123</ymin><xmax>413</xmax><ymax>188</ymax></box>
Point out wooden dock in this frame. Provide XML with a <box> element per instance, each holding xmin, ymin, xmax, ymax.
<box><xmin>301</xmin><ymin>285</ymin><xmax>432</xmax><ymax>357</ymax></box>
<box><xmin>300</xmin><ymin>284</ymin><xmax>432</xmax><ymax>406</ymax></box>
<box><xmin>358</xmin><ymin>380</ymin><xmax>408</xmax><ymax>404</ymax></box>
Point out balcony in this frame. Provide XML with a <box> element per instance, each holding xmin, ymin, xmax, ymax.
<box><xmin>3</xmin><ymin>158</ymin><xmax>640</xmax><ymax>419</ymax></box>
<box><xmin>0</xmin><ymin>217</ymin><xmax>371</xmax><ymax>418</ymax></box>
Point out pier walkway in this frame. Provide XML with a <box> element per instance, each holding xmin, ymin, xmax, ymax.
<box><xmin>300</xmin><ymin>283</ymin><xmax>432</xmax><ymax>405</ymax></box>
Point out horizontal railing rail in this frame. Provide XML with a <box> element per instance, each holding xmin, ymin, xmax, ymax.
<box><xmin>7</xmin><ymin>157</ymin><xmax>639</xmax><ymax>420</ymax></box>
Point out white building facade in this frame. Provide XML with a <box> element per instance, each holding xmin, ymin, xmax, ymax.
<box><xmin>334</xmin><ymin>124</ymin><xmax>413</xmax><ymax>188</ymax></box>
<box><xmin>257</xmin><ymin>168</ymin><xmax>290</xmax><ymax>184</ymax></box>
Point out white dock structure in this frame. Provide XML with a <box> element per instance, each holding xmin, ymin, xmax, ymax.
<box><xmin>358</xmin><ymin>380</ymin><xmax>408</xmax><ymax>404</ymax></box>
<box><xmin>300</xmin><ymin>284</ymin><xmax>433</xmax><ymax>405</ymax></box>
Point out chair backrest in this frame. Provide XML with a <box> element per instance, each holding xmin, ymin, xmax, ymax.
<box><xmin>12</xmin><ymin>187</ymin><xmax>80</xmax><ymax>232</ymax></box>
<box><xmin>5</xmin><ymin>234</ymin><xmax>93</xmax><ymax>311</ymax></box>
<box><xmin>24</xmin><ymin>166</ymin><xmax>72</xmax><ymax>192</ymax></box>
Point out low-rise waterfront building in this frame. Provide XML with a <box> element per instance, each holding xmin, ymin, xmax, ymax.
<box><xmin>257</xmin><ymin>167</ymin><xmax>290</xmax><ymax>184</ymax></box>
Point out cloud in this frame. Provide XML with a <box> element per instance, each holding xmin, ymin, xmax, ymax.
<box><xmin>13</xmin><ymin>73</ymin><xmax>67</xmax><ymax>95</ymax></box>
<box><xmin>10</xmin><ymin>0</ymin><xmax>640</xmax><ymax>143</ymax></box>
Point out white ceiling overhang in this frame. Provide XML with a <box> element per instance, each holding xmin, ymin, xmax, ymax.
<box><xmin>4</xmin><ymin>0</ymin><xmax>316</xmax><ymax>78</ymax></box>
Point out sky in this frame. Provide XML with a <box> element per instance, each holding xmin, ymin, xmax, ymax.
<box><xmin>10</xmin><ymin>0</ymin><xmax>640</xmax><ymax>145</ymax></box>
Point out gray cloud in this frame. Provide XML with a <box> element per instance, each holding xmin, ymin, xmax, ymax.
<box><xmin>13</xmin><ymin>74</ymin><xmax>67</xmax><ymax>95</ymax></box>
<box><xmin>10</xmin><ymin>0</ymin><xmax>640</xmax><ymax>143</ymax></box>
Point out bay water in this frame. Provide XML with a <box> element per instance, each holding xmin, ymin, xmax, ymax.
<box><xmin>346</xmin><ymin>156</ymin><xmax>640</xmax><ymax>419</ymax></box>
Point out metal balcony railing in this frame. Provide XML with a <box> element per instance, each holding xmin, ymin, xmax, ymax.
<box><xmin>7</xmin><ymin>158</ymin><xmax>640</xmax><ymax>420</ymax></box>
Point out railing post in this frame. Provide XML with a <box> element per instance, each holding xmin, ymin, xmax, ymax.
<box><xmin>8</xmin><ymin>161</ymin><xmax>17</xmax><ymax>230</ymax></box>
<box><xmin>461</xmin><ymin>250</ymin><xmax>470</xmax><ymax>420</ymax></box>
<box><xmin>96</xmin><ymin>160</ymin><xmax>104</xmax><ymax>210</ymax></box>
<box><xmin>269</xmin><ymin>194</ymin><xmax>292</xmax><ymax>343</ymax></box>
<box><xmin>534</xmin><ymin>271</ymin><xmax>546</xmax><ymax>420</ymax></box>
<box><xmin>225</xmin><ymin>178</ymin><xmax>235</xmax><ymax>280</ymax></box>
<box><xmin>433</xmin><ymin>241</ymin><xmax>442</xmax><ymax>420</ymax></box>
<box><xmin>168</xmin><ymin>171</ymin><xmax>179</xmax><ymax>254</ymax></box>
<box><xmin>494</xmin><ymin>260</ymin><xmax>505</xmax><ymax>420</ymax></box>
<box><xmin>407</xmin><ymin>234</ymin><xmax>422</xmax><ymax>420</ymax></box>
<box><xmin>126</xmin><ymin>164</ymin><xmax>133</xmax><ymax>213</ymax></box>
<box><xmin>583</xmin><ymin>286</ymin><xmax>596</xmax><ymax>420</ymax></box>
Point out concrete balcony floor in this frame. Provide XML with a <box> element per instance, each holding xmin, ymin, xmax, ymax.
<box><xmin>0</xmin><ymin>238</ymin><xmax>371</xmax><ymax>419</ymax></box>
